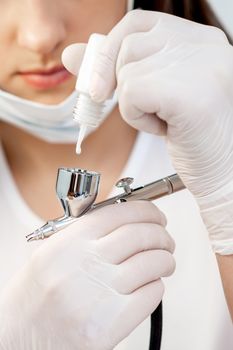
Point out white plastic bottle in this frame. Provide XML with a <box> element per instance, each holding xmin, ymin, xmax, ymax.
<box><xmin>73</xmin><ymin>33</ymin><xmax>106</xmax><ymax>154</ymax></box>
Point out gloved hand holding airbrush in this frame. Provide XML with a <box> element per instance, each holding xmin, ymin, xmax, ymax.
<box><xmin>0</xmin><ymin>201</ymin><xmax>175</xmax><ymax>350</ymax></box>
<box><xmin>62</xmin><ymin>10</ymin><xmax>233</xmax><ymax>255</ymax></box>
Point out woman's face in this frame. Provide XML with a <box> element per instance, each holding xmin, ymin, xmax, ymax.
<box><xmin>0</xmin><ymin>0</ymin><xmax>126</xmax><ymax>104</ymax></box>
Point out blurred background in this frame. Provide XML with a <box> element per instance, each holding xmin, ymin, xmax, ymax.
<box><xmin>208</xmin><ymin>0</ymin><xmax>233</xmax><ymax>35</ymax></box>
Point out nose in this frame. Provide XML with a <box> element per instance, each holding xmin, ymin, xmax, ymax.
<box><xmin>17</xmin><ymin>1</ymin><xmax>66</xmax><ymax>55</ymax></box>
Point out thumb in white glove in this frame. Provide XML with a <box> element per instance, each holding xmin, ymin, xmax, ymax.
<box><xmin>0</xmin><ymin>201</ymin><xmax>175</xmax><ymax>350</ymax></box>
<box><xmin>62</xmin><ymin>10</ymin><xmax>233</xmax><ymax>255</ymax></box>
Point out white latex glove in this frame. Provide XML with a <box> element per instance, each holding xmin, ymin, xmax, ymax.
<box><xmin>62</xmin><ymin>10</ymin><xmax>233</xmax><ymax>255</ymax></box>
<box><xmin>0</xmin><ymin>201</ymin><xmax>175</xmax><ymax>350</ymax></box>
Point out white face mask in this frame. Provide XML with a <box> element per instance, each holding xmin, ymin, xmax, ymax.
<box><xmin>0</xmin><ymin>89</ymin><xmax>117</xmax><ymax>143</ymax></box>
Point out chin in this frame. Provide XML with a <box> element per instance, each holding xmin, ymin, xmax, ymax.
<box><xmin>32</xmin><ymin>90</ymin><xmax>75</xmax><ymax>105</ymax></box>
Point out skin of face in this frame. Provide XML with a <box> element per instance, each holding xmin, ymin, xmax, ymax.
<box><xmin>0</xmin><ymin>0</ymin><xmax>127</xmax><ymax>104</ymax></box>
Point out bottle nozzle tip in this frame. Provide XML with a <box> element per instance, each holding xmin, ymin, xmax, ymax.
<box><xmin>76</xmin><ymin>125</ymin><xmax>87</xmax><ymax>155</ymax></box>
<box><xmin>76</xmin><ymin>142</ymin><xmax>82</xmax><ymax>154</ymax></box>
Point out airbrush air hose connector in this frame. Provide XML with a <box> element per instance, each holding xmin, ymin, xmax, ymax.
<box><xmin>73</xmin><ymin>33</ymin><xmax>106</xmax><ymax>154</ymax></box>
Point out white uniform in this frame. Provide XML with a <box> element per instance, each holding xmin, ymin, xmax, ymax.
<box><xmin>0</xmin><ymin>133</ymin><xmax>232</xmax><ymax>350</ymax></box>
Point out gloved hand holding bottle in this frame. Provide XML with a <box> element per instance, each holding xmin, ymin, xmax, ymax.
<box><xmin>0</xmin><ymin>201</ymin><xmax>175</xmax><ymax>350</ymax></box>
<box><xmin>62</xmin><ymin>10</ymin><xmax>233</xmax><ymax>256</ymax></box>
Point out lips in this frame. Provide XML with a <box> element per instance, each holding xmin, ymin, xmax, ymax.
<box><xmin>19</xmin><ymin>66</ymin><xmax>72</xmax><ymax>89</ymax></box>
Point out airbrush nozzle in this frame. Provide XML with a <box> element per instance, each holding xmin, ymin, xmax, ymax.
<box><xmin>26</xmin><ymin>222</ymin><xmax>55</xmax><ymax>242</ymax></box>
<box><xmin>26</xmin><ymin>230</ymin><xmax>43</xmax><ymax>242</ymax></box>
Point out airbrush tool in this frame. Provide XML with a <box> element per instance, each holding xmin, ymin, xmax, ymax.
<box><xmin>26</xmin><ymin>169</ymin><xmax>185</xmax><ymax>242</ymax></box>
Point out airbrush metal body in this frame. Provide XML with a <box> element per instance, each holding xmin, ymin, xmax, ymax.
<box><xmin>26</xmin><ymin>168</ymin><xmax>185</xmax><ymax>242</ymax></box>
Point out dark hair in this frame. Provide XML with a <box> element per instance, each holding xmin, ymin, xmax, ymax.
<box><xmin>134</xmin><ymin>0</ymin><xmax>231</xmax><ymax>41</ymax></box>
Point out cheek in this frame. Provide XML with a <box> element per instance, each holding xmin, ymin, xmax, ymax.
<box><xmin>0</xmin><ymin>8</ymin><xmax>18</xmax><ymax>88</ymax></box>
<box><xmin>0</xmin><ymin>41</ymin><xmax>13</xmax><ymax>88</ymax></box>
<box><xmin>65</xmin><ymin>0</ymin><xmax>127</xmax><ymax>42</ymax></box>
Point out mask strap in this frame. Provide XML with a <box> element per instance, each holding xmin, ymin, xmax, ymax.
<box><xmin>127</xmin><ymin>0</ymin><xmax>134</xmax><ymax>11</ymax></box>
